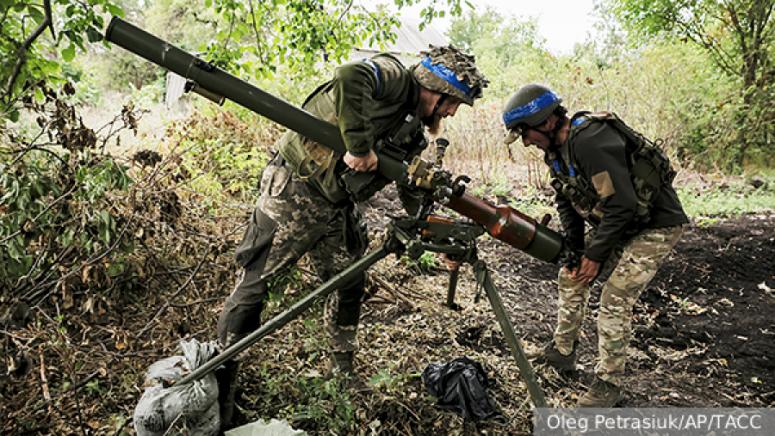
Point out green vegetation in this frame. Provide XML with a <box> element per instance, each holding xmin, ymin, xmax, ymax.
<box><xmin>445</xmin><ymin>4</ymin><xmax>773</xmax><ymax>173</ymax></box>
<box><xmin>250</xmin><ymin>363</ymin><xmax>357</xmax><ymax>433</ymax></box>
<box><xmin>401</xmin><ymin>251</ymin><xmax>440</xmax><ymax>274</ymax></box>
<box><xmin>678</xmin><ymin>173</ymin><xmax>775</xmax><ymax>220</ymax></box>
<box><xmin>0</xmin><ymin>0</ymin><xmax>123</xmax><ymax>118</ymax></box>
<box><xmin>608</xmin><ymin>0</ymin><xmax>774</xmax><ymax>170</ymax></box>
<box><xmin>0</xmin><ymin>87</ymin><xmax>135</xmax><ymax>292</ymax></box>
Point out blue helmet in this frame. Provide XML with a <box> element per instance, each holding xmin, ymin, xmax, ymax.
<box><xmin>502</xmin><ymin>84</ymin><xmax>562</xmax><ymax>131</ymax></box>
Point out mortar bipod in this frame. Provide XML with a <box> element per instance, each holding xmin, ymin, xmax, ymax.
<box><xmin>391</xmin><ymin>217</ymin><xmax>548</xmax><ymax>408</ymax></box>
<box><xmin>176</xmin><ymin>216</ymin><xmax>546</xmax><ymax>408</ymax></box>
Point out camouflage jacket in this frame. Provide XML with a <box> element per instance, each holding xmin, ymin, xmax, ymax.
<box><xmin>278</xmin><ymin>53</ymin><xmax>427</xmax><ymax>206</ymax></box>
<box><xmin>549</xmin><ymin>113</ymin><xmax>688</xmax><ymax>262</ymax></box>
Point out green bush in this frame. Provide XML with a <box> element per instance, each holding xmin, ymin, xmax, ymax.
<box><xmin>0</xmin><ymin>149</ymin><xmax>133</xmax><ymax>292</ymax></box>
<box><xmin>169</xmin><ymin>108</ymin><xmax>274</xmax><ymax>207</ymax></box>
<box><xmin>0</xmin><ymin>84</ymin><xmax>144</xmax><ymax>305</ymax></box>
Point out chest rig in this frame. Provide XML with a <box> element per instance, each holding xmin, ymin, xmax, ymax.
<box><xmin>549</xmin><ymin>111</ymin><xmax>676</xmax><ymax>227</ymax></box>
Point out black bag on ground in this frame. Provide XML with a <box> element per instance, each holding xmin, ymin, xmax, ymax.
<box><xmin>422</xmin><ymin>356</ymin><xmax>500</xmax><ymax>421</ymax></box>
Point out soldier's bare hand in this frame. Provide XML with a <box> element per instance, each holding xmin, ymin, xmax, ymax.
<box><xmin>572</xmin><ymin>256</ymin><xmax>600</xmax><ymax>285</ymax></box>
<box><xmin>344</xmin><ymin>150</ymin><xmax>379</xmax><ymax>172</ymax></box>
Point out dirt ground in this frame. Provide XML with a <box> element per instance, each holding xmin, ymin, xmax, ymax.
<box><xmin>357</xmin><ymin>190</ymin><xmax>775</xmax><ymax>430</ymax></box>
<box><xmin>2</xmin><ymin>189</ymin><xmax>774</xmax><ymax>435</ymax></box>
<box><xmin>484</xmin><ymin>211</ymin><xmax>775</xmax><ymax>409</ymax></box>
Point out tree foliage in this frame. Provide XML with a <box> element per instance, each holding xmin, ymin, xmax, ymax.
<box><xmin>448</xmin><ymin>7</ymin><xmax>547</xmax><ymax>98</ymax></box>
<box><xmin>609</xmin><ymin>0</ymin><xmax>773</xmax><ymax>92</ymax></box>
<box><xmin>1</xmin><ymin>0</ymin><xmax>469</xmax><ymax>119</ymax></box>
<box><xmin>444</xmin><ymin>7</ymin><xmax>767</xmax><ymax>172</ymax></box>
<box><xmin>608</xmin><ymin>0</ymin><xmax>774</xmax><ymax>169</ymax></box>
<box><xmin>0</xmin><ymin>0</ymin><xmax>123</xmax><ymax>119</ymax></box>
<box><xmin>198</xmin><ymin>0</ymin><xmax>468</xmax><ymax>81</ymax></box>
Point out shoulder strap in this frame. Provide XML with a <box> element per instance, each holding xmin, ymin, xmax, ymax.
<box><xmin>301</xmin><ymin>80</ymin><xmax>335</xmax><ymax>108</ymax></box>
<box><xmin>361</xmin><ymin>58</ymin><xmax>383</xmax><ymax>98</ymax></box>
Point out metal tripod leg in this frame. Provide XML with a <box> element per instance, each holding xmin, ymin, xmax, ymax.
<box><xmin>473</xmin><ymin>260</ymin><xmax>547</xmax><ymax>408</ymax></box>
<box><xmin>446</xmin><ymin>266</ymin><xmax>460</xmax><ymax>309</ymax></box>
<box><xmin>176</xmin><ymin>244</ymin><xmax>390</xmax><ymax>386</ymax></box>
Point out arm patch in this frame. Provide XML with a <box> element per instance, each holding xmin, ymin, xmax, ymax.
<box><xmin>591</xmin><ymin>171</ymin><xmax>615</xmax><ymax>198</ymax></box>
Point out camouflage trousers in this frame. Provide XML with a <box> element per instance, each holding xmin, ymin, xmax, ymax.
<box><xmin>554</xmin><ymin>225</ymin><xmax>684</xmax><ymax>386</ymax></box>
<box><xmin>217</xmin><ymin>158</ymin><xmax>367</xmax><ymax>355</ymax></box>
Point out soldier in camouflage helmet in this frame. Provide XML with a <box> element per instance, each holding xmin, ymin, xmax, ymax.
<box><xmin>413</xmin><ymin>45</ymin><xmax>487</xmax><ymax>105</ymax></box>
<box><xmin>214</xmin><ymin>46</ymin><xmax>486</xmax><ymax>429</ymax></box>
<box><xmin>502</xmin><ymin>84</ymin><xmax>688</xmax><ymax>407</ymax></box>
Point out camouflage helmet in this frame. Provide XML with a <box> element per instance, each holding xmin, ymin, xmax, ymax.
<box><xmin>412</xmin><ymin>45</ymin><xmax>488</xmax><ymax>106</ymax></box>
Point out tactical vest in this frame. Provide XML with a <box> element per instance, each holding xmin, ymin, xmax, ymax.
<box><xmin>278</xmin><ymin>56</ymin><xmax>425</xmax><ymax>204</ymax></box>
<box><xmin>549</xmin><ymin>112</ymin><xmax>677</xmax><ymax>227</ymax></box>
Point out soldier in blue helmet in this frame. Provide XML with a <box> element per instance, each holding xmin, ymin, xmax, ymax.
<box><xmin>503</xmin><ymin>84</ymin><xmax>688</xmax><ymax>407</ymax></box>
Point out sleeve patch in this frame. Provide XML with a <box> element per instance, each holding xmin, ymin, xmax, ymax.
<box><xmin>591</xmin><ymin>171</ymin><xmax>615</xmax><ymax>198</ymax></box>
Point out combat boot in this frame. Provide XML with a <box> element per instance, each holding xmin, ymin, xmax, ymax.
<box><xmin>329</xmin><ymin>351</ymin><xmax>354</xmax><ymax>375</ymax></box>
<box><xmin>577</xmin><ymin>377</ymin><xmax>622</xmax><ymax>407</ymax></box>
<box><xmin>535</xmin><ymin>339</ymin><xmax>577</xmax><ymax>373</ymax></box>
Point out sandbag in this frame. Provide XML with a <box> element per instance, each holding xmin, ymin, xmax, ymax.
<box><xmin>133</xmin><ymin>339</ymin><xmax>220</xmax><ymax>435</ymax></box>
<box><xmin>225</xmin><ymin>418</ymin><xmax>307</xmax><ymax>436</ymax></box>
<box><xmin>422</xmin><ymin>356</ymin><xmax>500</xmax><ymax>421</ymax></box>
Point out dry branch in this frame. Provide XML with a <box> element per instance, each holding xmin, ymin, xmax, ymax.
<box><xmin>138</xmin><ymin>246</ymin><xmax>214</xmax><ymax>337</ymax></box>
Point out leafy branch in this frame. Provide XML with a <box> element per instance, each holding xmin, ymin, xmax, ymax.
<box><xmin>2</xmin><ymin>0</ymin><xmax>54</xmax><ymax>106</ymax></box>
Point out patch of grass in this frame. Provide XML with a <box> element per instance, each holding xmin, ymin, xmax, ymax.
<box><xmin>265</xmin><ymin>267</ymin><xmax>305</xmax><ymax>305</ymax></box>
<box><xmin>510</xmin><ymin>198</ymin><xmax>556</xmax><ymax>220</ymax></box>
<box><xmin>468</xmin><ymin>175</ymin><xmax>514</xmax><ymax>199</ymax></box>
<box><xmin>368</xmin><ymin>366</ymin><xmax>414</xmax><ymax>393</ymax></box>
<box><xmin>678</xmin><ymin>174</ymin><xmax>775</xmax><ymax>219</ymax></box>
<box><xmin>247</xmin><ymin>363</ymin><xmax>357</xmax><ymax>434</ymax></box>
<box><xmin>289</xmin><ymin>376</ymin><xmax>356</xmax><ymax>432</ymax></box>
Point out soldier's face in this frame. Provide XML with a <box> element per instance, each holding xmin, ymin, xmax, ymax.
<box><xmin>418</xmin><ymin>87</ymin><xmax>440</xmax><ymax>119</ymax></box>
<box><xmin>419</xmin><ymin>91</ymin><xmax>463</xmax><ymax>135</ymax></box>
<box><xmin>521</xmin><ymin>116</ymin><xmax>558</xmax><ymax>151</ymax></box>
<box><xmin>435</xmin><ymin>97</ymin><xmax>463</xmax><ymax>118</ymax></box>
<box><xmin>521</xmin><ymin>127</ymin><xmax>550</xmax><ymax>150</ymax></box>
<box><xmin>418</xmin><ymin>90</ymin><xmax>462</xmax><ymax>119</ymax></box>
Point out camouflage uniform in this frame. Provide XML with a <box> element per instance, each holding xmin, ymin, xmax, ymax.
<box><xmin>549</xmin><ymin>114</ymin><xmax>689</xmax><ymax>386</ymax></box>
<box><xmin>555</xmin><ymin>226</ymin><xmax>683</xmax><ymax>385</ymax></box>
<box><xmin>217</xmin><ymin>160</ymin><xmax>368</xmax><ymax>352</ymax></box>
<box><xmin>217</xmin><ymin>53</ymin><xmax>430</xmax><ymax>353</ymax></box>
